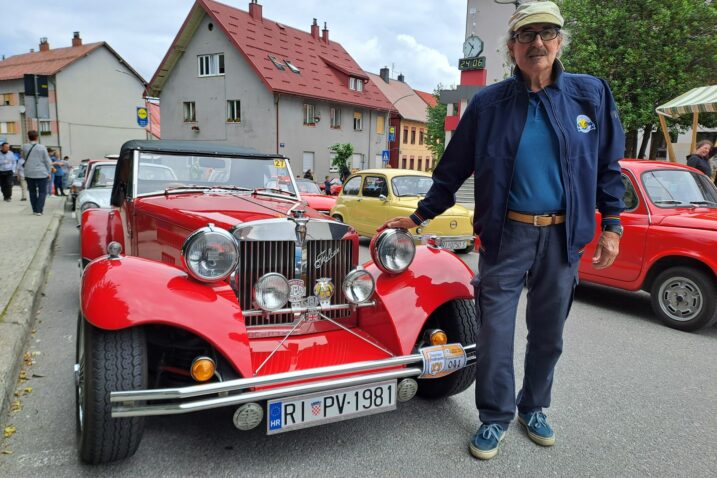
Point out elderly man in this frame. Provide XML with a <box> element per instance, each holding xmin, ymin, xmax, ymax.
<box><xmin>0</xmin><ymin>142</ymin><xmax>16</xmax><ymax>201</ymax></box>
<box><xmin>381</xmin><ymin>1</ymin><xmax>625</xmax><ymax>460</ymax></box>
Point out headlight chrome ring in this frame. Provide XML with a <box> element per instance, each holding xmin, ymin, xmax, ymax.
<box><xmin>182</xmin><ymin>224</ymin><xmax>239</xmax><ymax>282</ymax></box>
<box><xmin>370</xmin><ymin>228</ymin><xmax>416</xmax><ymax>275</ymax></box>
<box><xmin>343</xmin><ymin>268</ymin><xmax>375</xmax><ymax>304</ymax></box>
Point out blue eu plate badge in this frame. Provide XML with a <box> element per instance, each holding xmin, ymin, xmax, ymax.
<box><xmin>268</xmin><ymin>401</ymin><xmax>283</xmax><ymax>431</ymax></box>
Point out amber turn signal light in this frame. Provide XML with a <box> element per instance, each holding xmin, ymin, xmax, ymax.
<box><xmin>190</xmin><ymin>356</ymin><xmax>216</xmax><ymax>382</ymax></box>
<box><xmin>429</xmin><ymin>329</ymin><xmax>448</xmax><ymax>346</ymax></box>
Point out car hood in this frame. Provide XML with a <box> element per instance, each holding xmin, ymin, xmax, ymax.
<box><xmin>301</xmin><ymin>193</ymin><xmax>336</xmax><ymax>210</ymax></box>
<box><xmin>135</xmin><ymin>192</ymin><xmax>322</xmax><ymax>231</ymax></box>
<box><xmin>392</xmin><ymin>196</ymin><xmax>471</xmax><ymax>216</ymax></box>
<box><xmin>654</xmin><ymin>210</ymin><xmax>717</xmax><ymax>232</ymax></box>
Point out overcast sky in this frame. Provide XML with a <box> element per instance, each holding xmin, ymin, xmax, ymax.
<box><xmin>0</xmin><ymin>0</ymin><xmax>468</xmax><ymax>93</ymax></box>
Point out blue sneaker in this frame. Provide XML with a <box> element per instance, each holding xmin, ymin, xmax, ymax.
<box><xmin>469</xmin><ymin>423</ymin><xmax>506</xmax><ymax>460</ymax></box>
<box><xmin>518</xmin><ymin>410</ymin><xmax>555</xmax><ymax>446</ymax></box>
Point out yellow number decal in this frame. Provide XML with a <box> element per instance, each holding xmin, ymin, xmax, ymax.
<box><xmin>273</xmin><ymin>159</ymin><xmax>286</xmax><ymax>168</ymax></box>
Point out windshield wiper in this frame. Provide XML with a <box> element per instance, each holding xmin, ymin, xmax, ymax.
<box><xmin>164</xmin><ymin>185</ymin><xmax>252</xmax><ymax>193</ymax></box>
<box><xmin>689</xmin><ymin>200</ymin><xmax>717</xmax><ymax>206</ymax></box>
<box><xmin>653</xmin><ymin>200</ymin><xmax>689</xmax><ymax>205</ymax></box>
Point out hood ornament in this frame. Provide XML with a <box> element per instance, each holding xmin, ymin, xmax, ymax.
<box><xmin>288</xmin><ymin>203</ymin><xmax>309</xmax><ymax>247</ymax></box>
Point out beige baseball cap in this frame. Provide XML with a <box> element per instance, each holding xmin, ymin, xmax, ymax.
<box><xmin>509</xmin><ymin>1</ymin><xmax>564</xmax><ymax>31</ymax></box>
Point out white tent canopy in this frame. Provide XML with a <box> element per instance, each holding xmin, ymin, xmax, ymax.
<box><xmin>655</xmin><ymin>85</ymin><xmax>717</xmax><ymax>162</ymax></box>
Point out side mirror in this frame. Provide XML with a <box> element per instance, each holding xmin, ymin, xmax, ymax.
<box><xmin>379</xmin><ymin>194</ymin><xmax>387</xmax><ymax>202</ymax></box>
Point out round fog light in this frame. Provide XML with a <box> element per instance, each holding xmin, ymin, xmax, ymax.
<box><xmin>254</xmin><ymin>273</ymin><xmax>290</xmax><ymax>311</ymax></box>
<box><xmin>190</xmin><ymin>356</ymin><xmax>216</xmax><ymax>382</ymax></box>
<box><xmin>343</xmin><ymin>269</ymin><xmax>375</xmax><ymax>304</ymax></box>
<box><xmin>233</xmin><ymin>403</ymin><xmax>264</xmax><ymax>431</ymax></box>
<box><xmin>107</xmin><ymin>241</ymin><xmax>122</xmax><ymax>258</ymax></box>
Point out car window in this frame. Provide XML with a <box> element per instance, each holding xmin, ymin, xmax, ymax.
<box><xmin>342</xmin><ymin>176</ymin><xmax>362</xmax><ymax>196</ymax></box>
<box><xmin>362</xmin><ymin>176</ymin><xmax>388</xmax><ymax>198</ymax></box>
<box><xmin>391</xmin><ymin>175</ymin><xmax>433</xmax><ymax>197</ymax></box>
<box><xmin>295</xmin><ymin>180</ymin><xmax>321</xmax><ymax>194</ymax></box>
<box><xmin>642</xmin><ymin>169</ymin><xmax>717</xmax><ymax>207</ymax></box>
<box><xmin>622</xmin><ymin>174</ymin><xmax>639</xmax><ymax>211</ymax></box>
<box><xmin>89</xmin><ymin>165</ymin><xmax>116</xmax><ymax>188</ymax></box>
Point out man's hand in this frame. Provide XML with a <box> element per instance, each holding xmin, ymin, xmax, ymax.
<box><xmin>378</xmin><ymin>216</ymin><xmax>416</xmax><ymax>232</ymax></box>
<box><xmin>592</xmin><ymin>231</ymin><xmax>620</xmax><ymax>269</ymax></box>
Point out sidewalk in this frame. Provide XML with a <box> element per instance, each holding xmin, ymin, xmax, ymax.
<box><xmin>0</xmin><ymin>186</ymin><xmax>65</xmax><ymax>416</ymax></box>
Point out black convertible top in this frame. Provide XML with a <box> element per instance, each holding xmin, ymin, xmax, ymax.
<box><xmin>119</xmin><ymin>140</ymin><xmax>281</xmax><ymax>160</ymax></box>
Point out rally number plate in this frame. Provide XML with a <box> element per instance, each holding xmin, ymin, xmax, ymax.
<box><xmin>266</xmin><ymin>380</ymin><xmax>397</xmax><ymax>435</ymax></box>
<box><xmin>443</xmin><ymin>240</ymin><xmax>467</xmax><ymax>251</ymax></box>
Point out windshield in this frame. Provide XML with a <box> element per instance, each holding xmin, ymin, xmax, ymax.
<box><xmin>391</xmin><ymin>175</ymin><xmax>433</xmax><ymax>197</ymax></box>
<box><xmin>642</xmin><ymin>169</ymin><xmax>717</xmax><ymax>207</ymax></box>
<box><xmin>295</xmin><ymin>180</ymin><xmax>321</xmax><ymax>194</ymax></box>
<box><xmin>89</xmin><ymin>164</ymin><xmax>116</xmax><ymax>188</ymax></box>
<box><xmin>136</xmin><ymin>153</ymin><xmax>295</xmax><ymax>196</ymax></box>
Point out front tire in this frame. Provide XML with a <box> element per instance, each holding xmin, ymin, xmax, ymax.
<box><xmin>332</xmin><ymin>214</ymin><xmax>343</xmax><ymax>223</ymax></box>
<box><xmin>416</xmin><ymin>299</ymin><xmax>478</xmax><ymax>399</ymax></box>
<box><xmin>76</xmin><ymin>317</ymin><xmax>147</xmax><ymax>464</ymax></box>
<box><xmin>650</xmin><ymin>267</ymin><xmax>717</xmax><ymax>332</ymax></box>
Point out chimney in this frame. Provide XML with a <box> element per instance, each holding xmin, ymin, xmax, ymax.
<box><xmin>379</xmin><ymin>67</ymin><xmax>390</xmax><ymax>84</ymax></box>
<box><xmin>30</xmin><ymin>48</ymin><xmax>35</xmax><ymax>53</ymax></box>
<box><xmin>39</xmin><ymin>37</ymin><xmax>50</xmax><ymax>52</ymax></box>
<box><xmin>72</xmin><ymin>31</ymin><xmax>82</xmax><ymax>47</ymax></box>
<box><xmin>397</xmin><ymin>73</ymin><xmax>405</xmax><ymax>83</ymax></box>
<box><xmin>321</xmin><ymin>22</ymin><xmax>329</xmax><ymax>43</ymax></box>
<box><xmin>248</xmin><ymin>0</ymin><xmax>262</xmax><ymax>21</ymax></box>
<box><xmin>310</xmin><ymin>18</ymin><xmax>319</xmax><ymax>40</ymax></box>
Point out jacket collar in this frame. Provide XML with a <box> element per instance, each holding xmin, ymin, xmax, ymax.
<box><xmin>513</xmin><ymin>59</ymin><xmax>565</xmax><ymax>91</ymax></box>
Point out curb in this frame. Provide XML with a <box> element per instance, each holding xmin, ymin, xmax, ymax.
<box><xmin>0</xmin><ymin>210</ymin><xmax>63</xmax><ymax>418</ymax></box>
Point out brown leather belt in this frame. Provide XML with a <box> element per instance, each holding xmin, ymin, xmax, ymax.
<box><xmin>507</xmin><ymin>210</ymin><xmax>565</xmax><ymax>227</ymax></box>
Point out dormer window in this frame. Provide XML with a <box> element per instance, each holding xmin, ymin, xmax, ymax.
<box><xmin>284</xmin><ymin>60</ymin><xmax>300</xmax><ymax>74</ymax></box>
<box><xmin>268</xmin><ymin>55</ymin><xmax>285</xmax><ymax>70</ymax></box>
<box><xmin>349</xmin><ymin>77</ymin><xmax>363</xmax><ymax>92</ymax></box>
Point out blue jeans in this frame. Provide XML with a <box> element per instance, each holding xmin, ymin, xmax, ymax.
<box><xmin>26</xmin><ymin>177</ymin><xmax>49</xmax><ymax>214</ymax></box>
<box><xmin>473</xmin><ymin>219</ymin><xmax>579</xmax><ymax>428</ymax></box>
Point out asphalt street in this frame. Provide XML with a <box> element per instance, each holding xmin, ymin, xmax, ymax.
<box><xmin>1</xmin><ymin>210</ymin><xmax>716</xmax><ymax>477</ymax></box>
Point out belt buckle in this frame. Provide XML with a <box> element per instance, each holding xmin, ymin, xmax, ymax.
<box><xmin>533</xmin><ymin>215</ymin><xmax>541</xmax><ymax>226</ymax></box>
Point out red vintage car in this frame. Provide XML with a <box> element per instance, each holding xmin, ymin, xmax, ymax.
<box><xmin>76</xmin><ymin>140</ymin><xmax>477</xmax><ymax>464</ymax></box>
<box><xmin>265</xmin><ymin>177</ymin><xmax>336</xmax><ymax>214</ymax></box>
<box><xmin>578</xmin><ymin>160</ymin><xmax>717</xmax><ymax>331</ymax></box>
<box><xmin>319</xmin><ymin>177</ymin><xmax>343</xmax><ymax>195</ymax></box>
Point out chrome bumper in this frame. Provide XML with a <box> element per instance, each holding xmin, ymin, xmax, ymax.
<box><xmin>110</xmin><ymin>343</ymin><xmax>476</xmax><ymax>418</ymax></box>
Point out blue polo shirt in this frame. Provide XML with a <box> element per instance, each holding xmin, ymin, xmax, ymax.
<box><xmin>508</xmin><ymin>92</ymin><xmax>565</xmax><ymax>213</ymax></box>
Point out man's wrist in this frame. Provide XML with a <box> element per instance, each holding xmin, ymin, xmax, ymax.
<box><xmin>409</xmin><ymin>212</ymin><xmax>425</xmax><ymax>226</ymax></box>
<box><xmin>602</xmin><ymin>223</ymin><xmax>623</xmax><ymax>237</ymax></box>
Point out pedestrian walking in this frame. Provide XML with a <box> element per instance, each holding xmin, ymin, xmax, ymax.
<box><xmin>686</xmin><ymin>140</ymin><xmax>713</xmax><ymax>178</ymax></box>
<box><xmin>52</xmin><ymin>153</ymin><xmax>68</xmax><ymax>196</ymax></box>
<box><xmin>15</xmin><ymin>148</ymin><xmax>27</xmax><ymax>201</ymax></box>
<box><xmin>323</xmin><ymin>175</ymin><xmax>332</xmax><ymax>195</ymax></box>
<box><xmin>0</xmin><ymin>142</ymin><xmax>16</xmax><ymax>202</ymax></box>
<box><xmin>380</xmin><ymin>0</ymin><xmax>625</xmax><ymax>461</ymax></box>
<box><xmin>62</xmin><ymin>155</ymin><xmax>72</xmax><ymax>189</ymax></box>
<box><xmin>21</xmin><ymin>130</ymin><xmax>52</xmax><ymax>215</ymax></box>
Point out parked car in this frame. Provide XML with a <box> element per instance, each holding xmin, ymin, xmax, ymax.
<box><xmin>578</xmin><ymin>160</ymin><xmax>717</xmax><ymax>331</ymax></box>
<box><xmin>319</xmin><ymin>177</ymin><xmax>343</xmax><ymax>195</ymax></box>
<box><xmin>331</xmin><ymin>169</ymin><xmax>474</xmax><ymax>253</ymax></box>
<box><xmin>69</xmin><ymin>159</ymin><xmax>90</xmax><ymax>210</ymax></box>
<box><xmin>76</xmin><ymin>140</ymin><xmax>477</xmax><ymax>464</ymax></box>
<box><xmin>75</xmin><ymin>161</ymin><xmax>116</xmax><ymax>224</ymax></box>
<box><xmin>296</xmin><ymin>178</ymin><xmax>336</xmax><ymax>214</ymax></box>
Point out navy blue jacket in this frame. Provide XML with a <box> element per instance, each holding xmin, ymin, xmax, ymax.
<box><xmin>416</xmin><ymin>63</ymin><xmax>625</xmax><ymax>264</ymax></box>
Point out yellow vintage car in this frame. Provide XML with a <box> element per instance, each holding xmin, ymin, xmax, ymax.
<box><xmin>330</xmin><ymin>169</ymin><xmax>474</xmax><ymax>253</ymax></box>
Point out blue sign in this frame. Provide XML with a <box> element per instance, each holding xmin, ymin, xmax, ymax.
<box><xmin>382</xmin><ymin>150</ymin><xmax>390</xmax><ymax>163</ymax></box>
<box><xmin>136</xmin><ymin>107</ymin><xmax>148</xmax><ymax>127</ymax></box>
<box><xmin>268</xmin><ymin>402</ymin><xmax>283</xmax><ymax>431</ymax></box>
<box><xmin>388</xmin><ymin>126</ymin><xmax>395</xmax><ymax>142</ymax></box>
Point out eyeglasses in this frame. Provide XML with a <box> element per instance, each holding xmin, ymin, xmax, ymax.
<box><xmin>511</xmin><ymin>28</ymin><xmax>561</xmax><ymax>44</ymax></box>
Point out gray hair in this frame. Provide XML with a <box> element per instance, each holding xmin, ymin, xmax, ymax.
<box><xmin>499</xmin><ymin>27</ymin><xmax>571</xmax><ymax>66</ymax></box>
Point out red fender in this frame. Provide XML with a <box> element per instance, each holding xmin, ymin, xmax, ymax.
<box><xmin>80</xmin><ymin>209</ymin><xmax>110</xmax><ymax>262</ymax></box>
<box><xmin>360</xmin><ymin>247</ymin><xmax>474</xmax><ymax>355</ymax></box>
<box><xmin>81</xmin><ymin>256</ymin><xmax>252</xmax><ymax>378</ymax></box>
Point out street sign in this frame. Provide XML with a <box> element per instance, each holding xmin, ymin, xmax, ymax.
<box><xmin>136</xmin><ymin>107</ymin><xmax>148</xmax><ymax>127</ymax></box>
<box><xmin>382</xmin><ymin>150</ymin><xmax>389</xmax><ymax>164</ymax></box>
<box><xmin>388</xmin><ymin>126</ymin><xmax>395</xmax><ymax>142</ymax></box>
<box><xmin>24</xmin><ymin>74</ymin><xmax>48</xmax><ymax>97</ymax></box>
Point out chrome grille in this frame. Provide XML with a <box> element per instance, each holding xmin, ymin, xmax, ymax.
<box><xmin>236</xmin><ymin>239</ymin><xmax>353</xmax><ymax>327</ymax></box>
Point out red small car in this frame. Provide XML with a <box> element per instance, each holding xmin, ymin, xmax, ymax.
<box><xmin>76</xmin><ymin>140</ymin><xmax>477</xmax><ymax>464</ymax></box>
<box><xmin>579</xmin><ymin>160</ymin><xmax>717</xmax><ymax>332</ymax></box>
<box><xmin>320</xmin><ymin>177</ymin><xmax>343</xmax><ymax>195</ymax></box>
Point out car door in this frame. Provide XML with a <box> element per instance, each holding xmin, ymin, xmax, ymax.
<box><xmin>579</xmin><ymin>171</ymin><xmax>650</xmax><ymax>284</ymax></box>
<box><xmin>334</xmin><ymin>175</ymin><xmax>363</xmax><ymax>230</ymax></box>
<box><xmin>358</xmin><ymin>175</ymin><xmax>390</xmax><ymax>237</ymax></box>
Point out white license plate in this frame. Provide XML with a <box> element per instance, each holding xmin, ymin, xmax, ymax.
<box><xmin>443</xmin><ymin>240</ymin><xmax>467</xmax><ymax>250</ymax></box>
<box><xmin>266</xmin><ymin>380</ymin><xmax>397</xmax><ymax>434</ymax></box>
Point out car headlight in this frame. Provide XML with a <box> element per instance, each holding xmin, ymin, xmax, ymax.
<box><xmin>370</xmin><ymin>229</ymin><xmax>416</xmax><ymax>274</ymax></box>
<box><xmin>182</xmin><ymin>224</ymin><xmax>239</xmax><ymax>282</ymax></box>
<box><xmin>254</xmin><ymin>273</ymin><xmax>290</xmax><ymax>311</ymax></box>
<box><xmin>80</xmin><ymin>201</ymin><xmax>100</xmax><ymax>212</ymax></box>
<box><xmin>343</xmin><ymin>269</ymin><xmax>375</xmax><ymax>303</ymax></box>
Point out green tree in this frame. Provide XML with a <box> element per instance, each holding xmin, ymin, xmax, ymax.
<box><xmin>425</xmin><ymin>86</ymin><xmax>447</xmax><ymax>166</ymax></box>
<box><xmin>558</xmin><ymin>0</ymin><xmax>717</xmax><ymax>158</ymax></box>
<box><xmin>329</xmin><ymin>143</ymin><xmax>353</xmax><ymax>180</ymax></box>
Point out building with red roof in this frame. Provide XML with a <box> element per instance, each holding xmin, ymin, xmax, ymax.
<box><xmin>414</xmin><ymin>89</ymin><xmax>437</xmax><ymax>108</ymax></box>
<box><xmin>150</xmin><ymin>0</ymin><xmax>393</xmax><ymax>178</ymax></box>
<box><xmin>0</xmin><ymin>33</ymin><xmax>149</xmax><ymax>162</ymax></box>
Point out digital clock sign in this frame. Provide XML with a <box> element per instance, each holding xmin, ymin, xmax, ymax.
<box><xmin>458</xmin><ymin>56</ymin><xmax>486</xmax><ymax>71</ymax></box>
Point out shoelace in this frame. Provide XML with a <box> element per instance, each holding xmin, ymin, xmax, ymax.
<box><xmin>527</xmin><ymin>411</ymin><xmax>549</xmax><ymax>430</ymax></box>
<box><xmin>480</xmin><ymin>424</ymin><xmax>504</xmax><ymax>441</ymax></box>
